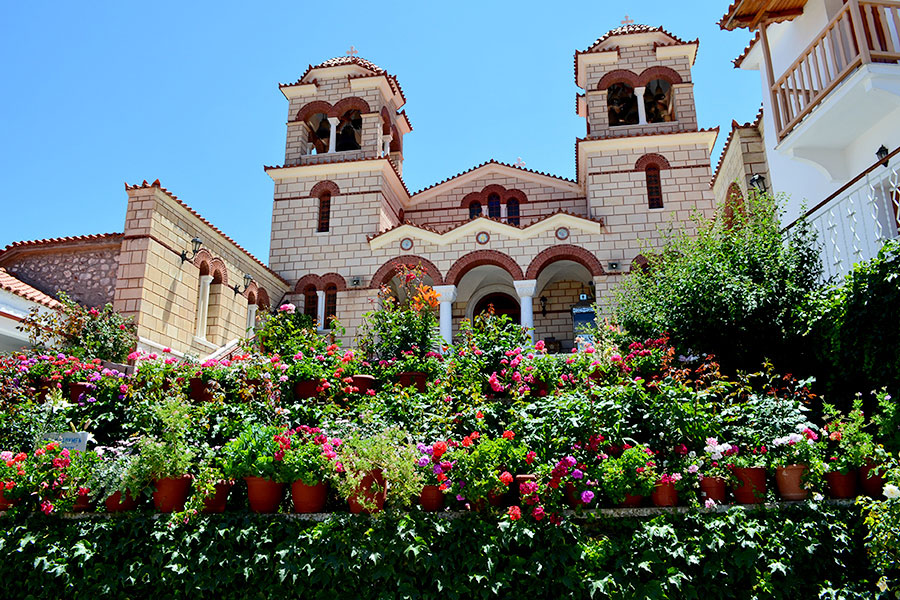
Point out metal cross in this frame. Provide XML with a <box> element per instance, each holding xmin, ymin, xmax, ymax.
<box><xmin>621</xmin><ymin>15</ymin><xmax>634</xmax><ymax>24</ymax></box>
<box><xmin>346</xmin><ymin>45</ymin><xmax>359</xmax><ymax>56</ymax></box>
<box><xmin>514</xmin><ymin>157</ymin><xmax>526</xmax><ymax>168</ymax></box>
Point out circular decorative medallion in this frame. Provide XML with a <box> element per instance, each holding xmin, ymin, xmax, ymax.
<box><xmin>555</xmin><ymin>227</ymin><xmax>570</xmax><ymax>241</ymax></box>
<box><xmin>475</xmin><ymin>231</ymin><xmax>490</xmax><ymax>245</ymax></box>
<box><xmin>399</xmin><ymin>237</ymin><xmax>414</xmax><ymax>251</ymax></box>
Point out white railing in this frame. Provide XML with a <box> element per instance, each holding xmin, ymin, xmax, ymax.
<box><xmin>793</xmin><ymin>154</ymin><xmax>900</xmax><ymax>280</ymax></box>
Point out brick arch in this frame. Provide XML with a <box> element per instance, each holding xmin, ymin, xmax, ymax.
<box><xmin>192</xmin><ymin>248</ymin><xmax>214</xmax><ymax>275</ymax></box>
<box><xmin>320</xmin><ymin>272</ymin><xmax>347</xmax><ymax>292</ymax></box>
<box><xmin>209</xmin><ymin>258</ymin><xmax>228</xmax><ymax>285</ymax></box>
<box><xmin>309</xmin><ymin>180</ymin><xmax>340</xmax><ymax>198</ymax></box>
<box><xmin>635</xmin><ymin>153</ymin><xmax>671</xmax><ymax>171</ymax></box>
<box><xmin>631</xmin><ymin>254</ymin><xmax>650</xmax><ymax>273</ymax></box>
<box><xmin>243</xmin><ymin>280</ymin><xmax>259</xmax><ymax>302</ymax></box>
<box><xmin>458</xmin><ymin>185</ymin><xmax>529</xmax><ymax>207</ymax></box>
<box><xmin>330</xmin><ymin>96</ymin><xmax>371</xmax><ymax>118</ymax></box>
<box><xmin>381</xmin><ymin>106</ymin><xmax>392</xmax><ymax>135</ymax></box>
<box><xmin>526</xmin><ymin>245</ymin><xmax>605</xmax><ymax>280</ymax></box>
<box><xmin>390</xmin><ymin>124</ymin><xmax>402</xmax><ymax>152</ymax></box>
<box><xmin>246</xmin><ymin>290</ymin><xmax>257</xmax><ymax>305</ymax></box>
<box><xmin>296</xmin><ymin>100</ymin><xmax>333</xmax><ymax>123</ymax></box>
<box><xmin>638</xmin><ymin>66</ymin><xmax>683</xmax><ymax>87</ymax></box>
<box><xmin>256</xmin><ymin>288</ymin><xmax>270</xmax><ymax>310</ymax></box>
<box><xmin>597</xmin><ymin>69</ymin><xmax>640</xmax><ymax>91</ymax></box>
<box><xmin>446</xmin><ymin>250</ymin><xmax>524</xmax><ymax>286</ymax></box>
<box><xmin>294</xmin><ymin>273</ymin><xmax>323</xmax><ymax>293</ymax></box>
<box><xmin>369</xmin><ymin>256</ymin><xmax>443</xmax><ymax>289</ymax></box>
<box><xmin>505</xmin><ymin>189</ymin><xmax>528</xmax><ymax>204</ymax></box>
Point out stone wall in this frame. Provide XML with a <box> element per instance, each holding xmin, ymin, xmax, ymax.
<box><xmin>711</xmin><ymin>120</ymin><xmax>769</xmax><ymax>208</ymax></box>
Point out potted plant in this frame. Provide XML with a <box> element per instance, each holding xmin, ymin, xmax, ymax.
<box><xmin>89</xmin><ymin>440</ymin><xmax>146</xmax><ymax>512</ymax></box>
<box><xmin>821</xmin><ymin>401</ymin><xmax>873</xmax><ymax>499</ymax></box>
<box><xmin>282</xmin><ymin>425</ymin><xmax>338</xmax><ymax>513</ymax></box>
<box><xmin>597</xmin><ymin>444</ymin><xmax>658</xmax><ymax>507</ymax></box>
<box><xmin>287</xmin><ymin>352</ymin><xmax>329</xmax><ymax>400</ymax></box>
<box><xmin>728</xmin><ymin>445</ymin><xmax>769</xmax><ymax>504</ymax></box>
<box><xmin>333</xmin><ymin>428</ymin><xmax>422</xmax><ymax>514</ymax></box>
<box><xmin>414</xmin><ymin>440</ymin><xmax>452</xmax><ymax>511</ymax></box>
<box><xmin>770</xmin><ymin>427</ymin><xmax>821</xmax><ymax>501</ymax></box>
<box><xmin>0</xmin><ymin>450</ymin><xmax>28</xmax><ymax>510</ymax></box>
<box><xmin>689</xmin><ymin>437</ymin><xmax>738</xmax><ymax>504</ymax></box>
<box><xmin>446</xmin><ymin>431</ymin><xmax>527</xmax><ymax>510</ymax></box>
<box><xmin>220</xmin><ymin>424</ymin><xmax>292</xmax><ymax>513</ymax></box>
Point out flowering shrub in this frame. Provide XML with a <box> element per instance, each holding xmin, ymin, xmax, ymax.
<box><xmin>686</xmin><ymin>437</ymin><xmax>737</xmax><ymax>484</ymax></box>
<box><xmin>447</xmin><ymin>432</ymin><xmax>527</xmax><ymax>505</ymax></box>
<box><xmin>821</xmin><ymin>399</ymin><xmax>875</xmax><ymax>473</ymax></box>
<box><xmin>220</xmin><ymin>424</ymin><xmax>295</xmax><ymax>483</ymax></box>
<box><xmin>414</xmin><ymin>440</ymin><xmax>453</xmax><ymax>488</ymax></box>
<box><xmin>770</xmin><ymin>426</ymin><xmax>821</xmax><ymax>467</ymax></box>
<box><xmin>281</xmin><ymin>425</ymin><xmax>340</xmax><ymax>485</ymax></box>
<box><xmin>0</xmin><ymin>449</ymin><xmax>28</xmax><ymax>503</ymax></box>
<box><xmin>597</xmin><ymin>444</ymin><xmax>659</xmax><ymax>504</ymax></box>
<box><xmin>255</xmin><ymin>305</ymin><xmax>316</xmax><ymax>357</ymax></box>
<box><xmin>22</xmin><ymin>441</ymin><xmax>78</xmax><ymax>514</ymax></box>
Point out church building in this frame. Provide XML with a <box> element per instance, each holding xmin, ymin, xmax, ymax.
<box><xmin>0</xmin><ymin>23</ymin><xmax>718</xmax><ymax>357</ymax></box>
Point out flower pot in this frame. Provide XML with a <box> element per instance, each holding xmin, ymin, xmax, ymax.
<box><xmin>153</xmin><ymin>476</ymin><xmax>192</xmax><ymax>512</ymax></box>
<box><xmin>419</xmin><ymin>485</ymin><xmax>445</xmax><ymax>512</ymax></box>
<box><xmin>72</xmin><ymin>493</ymin><xmax>92</xmax><ymax>512</ymax></box>
<box><xmin>652</xmin><ymin>481</ymin><xmax>678</xmax><ymax>507</ymax></box>
<box><xmin>105</xmin><ymin>491</ymin><xmax>138</xmax><ymax>512</ymax></box>
<box><xmin>188</xmin><ymin>377</ymin><xmax>214</xmax><ymax>402</ymax></box>
<box><xmin>826</xmin><ymin>470</ymin><xmax>857</xmax><ymax>499</ymax></box>
<box><xmin>617</xmin><ymin>494</ymin><xmax>643</xmax><ymax>508</ymax></box>
<box><xmin>699</xmin><ymin>476</ymin><xmax>727</xmax><ymax>503</ymax></box>
<box><xmin>351</xmin><ymin>375</ymin><xmax>376</xmax><ymax>395</ymax></box>
<box><xmin>293</xmin><ymin>379</ymin><xmax>318</xmax><ymax>400</ymax></box>
<box><xmin>291</xmin><ymin>481</ymin><xmax>327</xmax><ymax>513</ymax></box>
<box><xmin>775</xmin><ymin>464</ymin><xmax>808</xmax><ymax>501</ymax></box>
<box><xmin>860</xmin><ymin>460</ymin><xmax>885</xmax><ymax>497</ymax></box>
<box><xmin>565</xmin><ymin>482</ymin><xmax>584</xmax><ymax>508</ymax></box>
<box><xmin>244</xmin><ymin>477</ymin><xmax>284</xmax><ymax>513</ymax></box>
<box><xmin>732</xmin><ymin>467</ymin><xmax>766</xmax><ymax>504</ymax></box>
<box><xmin>533</xmin><ymin>380</ymin><xmax>549</xmax><ymax>397</ymax></box>
<box><xmin>0</xmin><ymin>488</ymin><xmax>18</xmax><ymax>511</ymax></box>
<box><xmin>514</xmin><ymin>474</ymin><xmax>536</xmax><ymax>502</ymax></box>
<box><xmin>68</xmin><ymin>381</ymin><xmax>91</xmax><ymax>403</ymax></box>
<box><xmin>348</xmin><ymin>469</ymin><xmax>386</xmax><ymax>514</ymax></box>
<box><xmin>488</xmin><ymin>490</ymin><xmax>507</xmax><ymax>507</ymax></box>
<box><xmin>100</xmin><ymin>360</ymin><xmax>134</xmax><ymax>376</ymax></box>
<box><xmin>201</xmin><ymin>481</ymin><xmax>233</xmax><ymax>513</ymax></box>
<box><xmin>397</xmin><ymin>371</ymin><xmax>427</xmax><ymax>393</ymax></box>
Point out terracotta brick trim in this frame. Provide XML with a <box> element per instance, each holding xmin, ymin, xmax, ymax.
<box><xmin>634</xmin><ymin>153</ymin><xmax>671</xmax><ymax>171</ymax></box>
<box><xmin>296</xmin><ymin>100</ymin><xmax>333</xmax><ymax>123</ymax></box>
<box><xmin>193</xmin><ymin>248</ymin><xmax>215</xmax><ymax>276</ymax></box>
<box><xmin>631</xmin><ymin>254</ymin><xmax>650</xmax><ymax>272</ymax></box>
<box><xmin>257</xmin><ymin>288</ymin><xmax>271</xmax><ymax>310</ymax></box>
<box><xmin>459</xmin><ymin>184</ymin><xmax>529</xmax><ymax>208</ymax></box>
<box><xmin>638</xmin><ymin>66</ymin><xmax>683</xmax><ymax>86</ymax></box>
<box><xmin>330</xmin><ymin>96</ymin><xmax>371</xmax><ymax>118</ymax></box>
<box><xmin>525</xmin><ymin>245</ymin><xmax>605</xmax><ymax>279</ymax></box>
<box><xmin>320</xmin><ymin>272</ymin><xmax>348</xmax><ymax>291</ymax></box>
<box><xmin>381</xmin><ymin>107</ymin><xmax>392</xmax><ymax>135</ymax></box>
<box><xmin>446</xmin><ymin>250</ymin><xmax>524</xmax><ymax>286</ymax></box>
<box><xmin>309</xmin><ymin>180</ymin><xmax>340</xmax><ymax>198</ymax></box>
<box><xmin>209</xmin><ymin>258</ymin><xmax>229</xmax><ymax>286</ymax></box>
<box><xmin>597</xmin><ymin>69</ymin><xmax>640</xmax><ymax>91</ymax></box>
<box><xmin>369</xmin><ymin>256</ymin><xmax>443</xmax><ymax>288</ymax></box>
<box><xmin>244</xmin><ymin>280</ymin><xmax>259</xmax><ymax>303</ymax></box>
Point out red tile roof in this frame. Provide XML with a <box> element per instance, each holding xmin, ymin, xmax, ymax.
<box><xmin>710</xmin><ymin>107</ymin><xmax>764</xmax><ymax>188</ymax></box>
<box><xmin>264</xmin><ymin>156</ymin><xmax>413</xmax><ymax>198</ymax></box>
<box><xmin>412</xmin><ymin>159</ymin><xmax>576</xmax><ymax>196</ymax></box>
<box><xmin>124</xmin><ymin>180</ymin><xmax>289</xmax><ymax>286</ymax></box>
<box><xmin>2</xmin><ymin>232</ymin><xmax>123</xmax><ymax>253</ymax></box>
<box><xmin>281</xmin><ymin>56</ymin><xmax>388</xmax><ymax>88</ymax></box>
<box><xmin>585</xmin><ymin>24</ymin><xmax>696</xmax><ymax>52</ymax></box>
<box><xmin>0</xmin><ymin>267</ymin><xmax>62</xmax><ymax>309</ymax></box>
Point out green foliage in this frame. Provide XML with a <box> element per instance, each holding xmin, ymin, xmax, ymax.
<box><xmin>615</xmin><ymin>192</ymin><xmax>822</xmax><ymax>375</ymax></box>
<box><xmin>447</xmin><ymin>434</ymin><xmax>527</xmax><ymax>503</ymax></box>
<box><xmin>597</xmin><ymin>444</ymin><xmax>658</xmax><ymax>504</ymax></box>
<box><xmin>19</xmin><ymin>291</ymin><xmax>137</xmax><ymax>362</ymax></box>
<box><xmin>255</xmin><ymin>306</ymin><xmax>316</xmax><ymax>357</ymax></box>
<box><xmin>220</xmin><ymin>424</ymin><xmax>291</xmax><ymax>483</ymax></box>
<box><xmin>132</xmin><ymin>398</ymin><xmax>197</xmax><ymax>481</ymax></box>
<box><xmin>450</xmin><ymin>310</ymin><xmax>531</xmax><ymax>389</ymax></box>
<box><xmin>821</xmin><ymin>398</ymin><xmax>875</xmax><ymax>473</ymax></box>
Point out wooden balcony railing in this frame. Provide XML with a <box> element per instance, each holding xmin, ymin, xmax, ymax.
<box><xmin>770</xmin><ymin>0</ymin><xmax>900</xmax><ymax>141</ymax></box>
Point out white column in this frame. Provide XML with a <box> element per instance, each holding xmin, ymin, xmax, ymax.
<box><xmin>382</xmin><ymin>134</ymin><xmax>392</xmax><ymax>157</ymax></box>
<box><xmin>327</xmin><ymin>117</ymin><xmax>340</xmax><ymax>153</ymax></box>
<box><xmin>195</xmin><ymin>274</ymin><xmax>214</xmax><ymax>339</ymax></box>
<box><xmin>246</xmin><ymin>303</ymin><xmax>258</xmax><ymax>334</ymax></box>
<box><xmin>316</xmin><ymin>290</ymin><xmax>326</xmax><ymax>330</ymax></box>
<box><xmin>432</xmin><ymin>285</ymin><xmax>457</xmax><ymax>348</ymax></box>
<box><xmin>513</xmin><ymin>279</ymin><xmax>538</xmax><ymax>342</ymax></box>
<box><xmin>500</xmin><ymin>203</ymin><xmax>508</xmax><ymax>221</ymax></box>
<box><xmin>635</xmin><ymin>87</ymin><xmax>647</xmax><ymax>125</ymax></box>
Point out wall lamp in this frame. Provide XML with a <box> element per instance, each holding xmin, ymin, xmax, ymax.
<box><xmin>749</xmin><ymin>173</ymin><xmax>767</xmax><ymax>194</ymax></box>
<box><xmin>540</xmin><ymin>296</ymin><xmax>548</xmax><ymax>317</ymax></box>
<box><xmin>180</xmin><ymin>237</ymin><xmax>203</xmax><ymax>263</ymax></box>
<box><xmin>233</xmin><ymin>273</ymin><xmax>253</xmax><ymax>296</ymax></box>
<box><xmin>877</xmin><ymin>145</ymin><xmax>890</xmax><ymax>168</ymax></box>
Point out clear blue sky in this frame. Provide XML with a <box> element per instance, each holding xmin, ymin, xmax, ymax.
<box><xmin>0</xmin><ymin>1</ymin><xmax>761</xmax><ymax>262</ymax></box>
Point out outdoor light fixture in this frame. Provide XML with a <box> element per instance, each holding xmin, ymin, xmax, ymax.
<box><xmin>877</xmin><ymin>145</ymin><xmax>890</xmax><ymax>168</ymax></box>
<box><xmin>180</xmin><ymin>237</ymin><xmax>203</xmax><ymax>263</ymax></box>
<box><xmin>749</xmin><ymin>173</ymin><xmax>767</xmax><ymax>193</ymax></box>
<box><xmin>540</xmin><ymin>296</ymin><xmax>548</xmax><ymax>317</ymax></box>
<box><xmin>233</xmin><ymin>273</ymin><xmax>253</xmax><ymax>296</ymax></box>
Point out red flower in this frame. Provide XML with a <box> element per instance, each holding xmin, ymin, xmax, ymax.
<box><xmin>470</xmin><ymin>432</ymin><xmax>480</xmax><ymax>440</ymax></box>
<box><xmin>525</xmin><ymin>451</ymin><xmax>536</xmax><ymax>465</ymax></box>
<box><xmin>432</xmin><ymin>441</ymin><xmax>447</xmax><ymax>458</ymax></box>
<box><xmin>502</xmin><ymin>430</ymin><xmax>515</xmax><ymax>440</ymax></box>
<box><xmin>476</xmin><ymin>411</ymin><xmax>484</xmax><ymax>419</ymax></box>
<box><xmin>499</xmin><ymin>471</ymin><xmax>513</xmax><ymax>485</ymax></box>
<box><xmin>532</xmin><ymin>506</ymin><xmax>545</xmax><ymax>521</ymax></box>
<box><xmin>461</xmin><ymin>437</ymin><xmax>472</xmax><ymax>448</ymax></box>
<box><xmin>507</xmin><ymin>505</ymin><xmax>521</xmax><ymax>521</ymax></box>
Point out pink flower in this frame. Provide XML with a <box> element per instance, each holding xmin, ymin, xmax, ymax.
<box><xmin>705</xmin><ymin>498</ymin><xmax>716</xmax><ymax>508</ymax></box>
<box><xmin>279</xmin><ymin>303</ymin><xmax>296</xmax><ymax>313</ymax></box>
<box><xmin>162</xmin><ymin>347</ymin><xmax>171</xmax><ymax>353</ymax></box>
<box><xmin>499</xmin><ymin>471</ymin><xmax>513</xmax><ymax>485</ymax></box>
<box><xmin>580</xmin><ymin>490</ymin><xmax>595</xmax><ymax>504</ymax></box>
<box><xmin>532</xmin><ymin>505</ymin><xmax>545</xmax><ymax>520</ymax></box>
<box><xmin>534</xmin><ymin>340</ymin><xmax>545</xmax><ymax>351</ymax></box>
<box><xmin>507</xmin><ymin>506</ymin><xmax>522</xmax><ymax>520</ymax></box>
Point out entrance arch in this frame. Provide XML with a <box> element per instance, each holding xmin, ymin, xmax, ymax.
<box><xmin>471</xmin><ymin>291</ymin><xmax>520</xmax><ymax>323</ymax></box>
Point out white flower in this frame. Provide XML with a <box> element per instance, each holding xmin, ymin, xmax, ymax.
<box><xmin>884</xmin><ymin>484</ymin><xmax>900</xmax><ymax>500</ymax></box>
<box><xmin>813</xmin><ymin>493</ymin><xmax>824</xmax><ymax>502</ymax></box>
<box><xmin>704</xmin><ymin>498</ymin><xmax>716</xmax><ymax>508</ymax></box>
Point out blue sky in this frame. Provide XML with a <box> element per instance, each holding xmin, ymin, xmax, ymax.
<box><xmin>0</xmin><ymin>1</ymin><xmax>761</xmax><ymax>261</ymax></box>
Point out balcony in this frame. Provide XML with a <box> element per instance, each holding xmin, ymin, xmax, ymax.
<box><xmin>770</xmin><ymin>1</ymin><xmax>900</xmax><ymax>145</ymax></box>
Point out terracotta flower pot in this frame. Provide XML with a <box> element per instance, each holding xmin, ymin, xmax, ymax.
<box><xmin>68</xmin><ymin>381</ymin><xmax>91</xmax><ymax>403</ymax></box>
<box><xmin>652</xmin><ymin>481</ymin><xmax>678</xmax><ymax>507</ymax></box>
<box><xmin>564</xmin><ymin>482</ymin><xmax>583</xmax><ymax>508</ymax></box>
<box><xmin>72</xmin><ymin>493</ymin><xmax>92</xmax><ymax>512</ymax></box>
<box><xmin>105</xmin><ymin>491</ymin><xmax>138</xmax><ymax>513</ymax></box>
<box><xmin>699</xmin><ymin>476</ymin><xmax>727</xmax><ymax>503</ymax></box>
<box><xmin>291</xmin><ymin>480</ymin><xmax>328</xmax><ymax>513</ymax></box>
<box><xmin>617</xmin><ymin>494</ymin><xmax>643</xmax><ymax>508</ymax></box>
<box><xmin>775</xmin><ymin>464</ymin><xmax>808</xmax><ymax>501</ymax></box>
<box><xmin>397</xmin><ymin>371</ymin><xmax>428</xmax><ymax>393</ymax></box>
<box><xmin>201</xmin><ymin>481</ymin><xmax>234</xmax><ymax>513</ymax></box>
<box><xmin>826</xmin><ymin>470</ymin><xmax>857</xmax><ymax>499</ymax></box>
<box><xmin>244</xmin><ymin>477</ymin><xmax>284</xmax><ymax>513</ymax></box>
<box><xmin>351</xmin><ymin>375</ymin><xmax>376</xmax><ymax>395</ymax></box>
<box><xmin>188</xmin><ymin>377</ymin><xmax>214</xmax><ymax>402</ymax></box>
<box><xmin>0</xmin><ymin>488</ymin><xmax>18</xmax><ymax>511</ymax></box>
<box><xmin>860</xmin><ymin>460</ymin><xmax>885</xmax><ymax>497</ymax></box>
<box><xmin>348</xmin><ymin>469</ymin><xmax>386</xmax><ymax>514</ymax></box>
<box><xmin>732</xmin><ymin>467</ymin><xmax>766</xmax><ymax>504</ymax></box>
<box><xmin>488</xmin><ymin>490</ymin><xmax>507</xmax><ymax>507</ymax></box>
<box><xmin>153</xmin><ymin>476</ymin><xmax>192</xmax><ymax>512</ymax></box>
<box><xmin>532</xmin><ymin>380</ymin><xmax>549</xmax><ymax>397</ymax></box>
<box><xmin>293</xmin><ymin>379</ymin><xmax>318</xmax><ymax>400</ymax></box>
<box><xmin>419</xmin><ymin>485</ymin><xmax>445</xmax><ymax>512</ymax></box>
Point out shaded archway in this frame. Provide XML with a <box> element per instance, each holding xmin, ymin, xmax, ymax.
<box><xmin>526</xmin><ymin>245</ymin><xmax>604</xmax><ymax>280</ymax></box>
<box><xmin>446</xmin><ymin>250</ymin><xmax>524</xmax><ymax>286</ymax></box>
<box><xmin>473</xmin><ymin>292</ymin><xmax>520</xmax><ymax>323</ymax></box>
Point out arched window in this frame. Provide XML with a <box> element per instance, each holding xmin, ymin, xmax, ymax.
<box><xmin>608</xmin><ymin>83</ymin><xmax>639</xmax><ymax>126</ymax></box>
<box><xmin>305</xmin><ymin>113</ymin><xmax>330</xmax><ymax>154</ymax></box>
<box><xmin>646</xmin><ymin>166</ymin><xmax>663</xmax><ymax>209</ymax></box>
<box><xmin>324</xmin><ymin>284</ymin><xmax>337</xmax><ymax>324</ymax></box>
<box><xmin>644</xmin><ymin>79</ymin><xmax>674</xmax><ymax>123</ymax></box>
<box><xmin>469</xmin><ymin>201</ymin><xmax>482</xmax><ymax>220</ymax></box>
<box><xmin>507</xmin><ymin>198</ymin><xmax>520</xmax><ymax>226</ymax></box>
<box><xmin>335</xmin><ymin>110</ymin><xmax>362</xmax><ymax>152</ymax></box>
<box><xmin>317</xmin><ymin>192</ymin><xmax>331</xmax><ymax>232</ymax></box>
<box><xmin>303</xmin><ymin>285</ymin><xmax>318</xmax><ymax>319</ymax></box>
<box><xmin>487</xmin><ymin>194</ymin><xmax>501</xmax><ymax>219</ymax></box>
<box><xmin>724</xmin><ymin>182</ymin><xmax>744</xmax><ymax>228</ymax></box>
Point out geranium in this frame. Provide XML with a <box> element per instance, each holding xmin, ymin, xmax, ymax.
<box><xmin>507</xmin><ymin>505</ymin><xmax>521</xmax><ymax>520</ymax></box>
